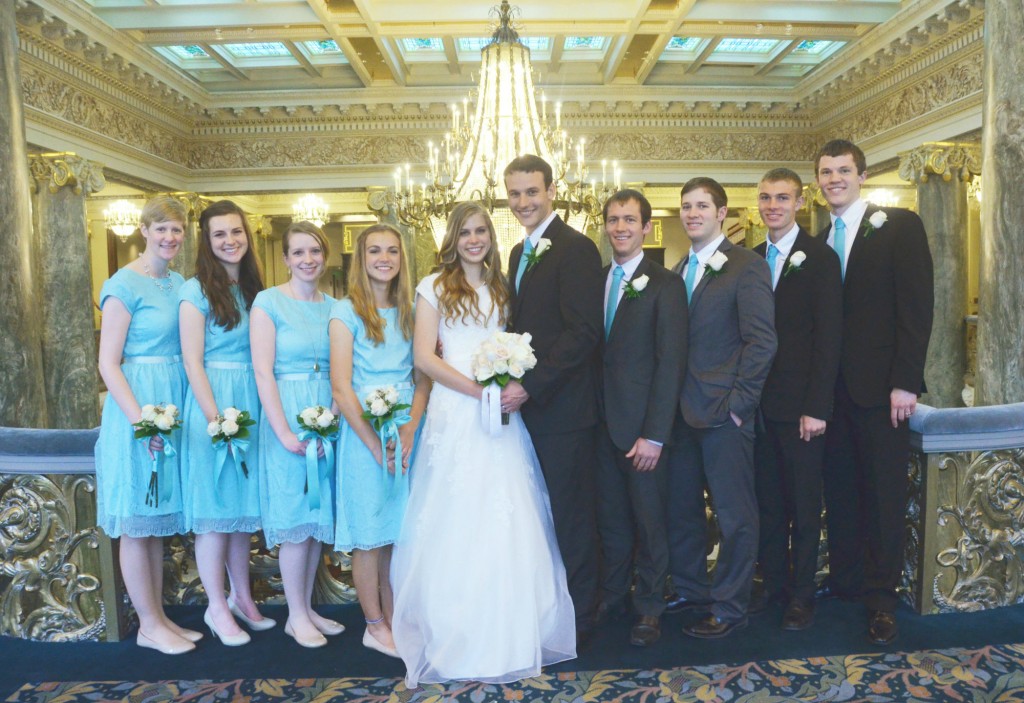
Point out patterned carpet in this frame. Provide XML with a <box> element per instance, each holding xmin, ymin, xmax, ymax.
<box><xmin>8</xmin><ymin>643</ymin><xmax>1024</xmax><ymax>702</ymax></box>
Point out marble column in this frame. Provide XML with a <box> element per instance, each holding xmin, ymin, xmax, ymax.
<box><xmin>976</xmin><ymin>0</ymin><xmax>1024</xmax><ymax>406</ymax></box>
<box><xmin>168</xmin><ymin>192</ymin><xmax>210</xmax><ymax>280</ymax></box>
<box><xmin>898</xmin><ymin>142</ymin><xmax>981</xmax><ymax>408</ymax></box>
<box><xmin>0</xmin><ymin>2</ymin><xmax>47</xmax><ymax>428</ymax></box>
<box><xmin>28</xmin><ymin>153</ymin><xmax>106</xmax><ymax>428</ymax></box>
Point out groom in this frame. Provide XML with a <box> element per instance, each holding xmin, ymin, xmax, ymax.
<box><xmin>502</xmin><ymin>154</ymin><xmax>604</xmax><ymax>641</ymax></box>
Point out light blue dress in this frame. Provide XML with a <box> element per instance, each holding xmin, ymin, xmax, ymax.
<box><xmin>331</xmin><ymin>300</ymin><xmax>416</xmax><ymax>551</ymax></box>
<box><xmin>95</xmin><ymin>268</ymin><xmax>187</xmax><ymax>538</ymax></box>
<box><xmin>253</xmin><ymin>287</ymin><xmax>336</xmax><ymax>546</ymax></box>
<box><xmin>179</xmin><ymin>279</ymin><xmax>262</xmax><ymax>534</ymax></box>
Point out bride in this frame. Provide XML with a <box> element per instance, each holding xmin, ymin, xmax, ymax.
<box><xmin>390</xmin><ymin>201</ymin><xmax>576</xmax><ymax>687</ymax></box>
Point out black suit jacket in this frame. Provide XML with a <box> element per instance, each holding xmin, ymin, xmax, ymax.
<box><xmin>600</xmin><ymin>257</ymin><xmax>688</xmax><ymax>451</ymax></box>
<box><xmin>754</xmin><ymin>228</ymin><xmax>843</xmax><ymax>423</ymax></box>
<box><xmin>818</xmin><ymin>206</ymin><xmax>934</xmax><ymax>408</ymax></box>
<box><xmin>508</xmin><ymin>215</ymin><xmax>604</xmax><ymax>434</ymax></box>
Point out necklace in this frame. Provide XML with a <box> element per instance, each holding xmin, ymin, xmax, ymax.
<box><xmin>140</xmin><ymin>256</ymin><xmax>174</xmax><ymax>293</ymax></box>
<box><xmin>288</xmin><ymin>280</ymin><xmax>327</xmax><ymax>372</ymax></box>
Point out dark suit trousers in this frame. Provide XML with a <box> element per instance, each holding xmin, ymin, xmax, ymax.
<box><xmin>667</xmin><ymin>414</ymin><xmax>758</xmax><ymax>622</ymax></box>
<box><xmin>822</xmin><ymin>378</ymin><xmax>910</xmax><ymax>612</ymax></box>
<box><xmin>596</xmin><ymin>429</ymin><xmax>669</xmax><ymax>617</ymax></box>
<box><xmin>754</xmin><ymin>415</ymin><xmax>824</xmax><ymax>601</ymax></box>
<box><xmin>531</xmin><ymin>426</ymin><xmax>599</xmax><ymax>627</ymax></box>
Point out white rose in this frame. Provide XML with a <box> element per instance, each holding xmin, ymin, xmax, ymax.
<box><xmin>493</xmin><ymin>359</ymin><xmax>509</xmax><ymax>374</ymax></box>
<box><xmin>300</xmin><ymin>407</ymin><xmax>319</xmax><ymax>426</ymax></box>
<box><xmin>221</xmin><ymin>419</ymin><xmax>239</xmax><ymax>436</ymax></box>
<box><xmin>140</xmin><ymin>404</ymin><xmax>158</xmax><ymax>422</ymax></box>
<box><xmin>163</xmin><ymin>404</ymin><xmax>178</xmax><ymax>417</ymax></box>
<box><xmin>707</xmin><ymin>251</ymin><xmax>729</xmax><ymax>272</ymax></box>
<box><xmin>370</xmin><ymin>398</ymin><xmax>388</xmax><ymax>416</ymax></box>
<box><xmin>384</xmin><ymin>387</ymin><xmax>399</xmax><ymax>405</ymax></box>
<box><xmin>534</xmin><ymin>239</ymin><xmax>551</xmax><ymax>255</ymax></box>
<box><xmin>508</xmin><ymin>362</ymin><xmax>525</xmax><ymax>378</ymax></box>
<box><xmin>206</xmin><ymin>421</ymin><xmax>221</xmax><ymax>437</ymax></box>
<box><xmin>222</xmin><ymin>407</ymin><xmax>241</xmax><ymax>422</ymax></box>
<box><xmin>519</xmin><ymin>332</ymin><xmax>532</xmax><ymax>346</ymax></box>
<box><xmin>154</xmin><ymin>413</ymin><xmax>175</xmax><ymax>431</ymax></box>
<box><xmin>316</xmin><ymin>410</ymin><xmax>335</xmax><ymax>428</ymax></box>
<box><xmin>631</xmin><ymin>274</ymin><xmax>649</xmax><ymax>291</ymax></box>
<box><xmin>789</xmin><ymin>251</ymin><xmax>807</xmax><ymax>267</ymax></box>
<box><xmin>869</xmin><ymin>211</ymin><xmax>888</xmax><ymax>229</ymax></box>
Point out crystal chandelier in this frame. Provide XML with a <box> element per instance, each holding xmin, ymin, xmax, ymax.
<box><xmin>371</xmin><ymin>1</ymin><xmax>621</xmax><ymax>257</ymax></box>
<box><xmin>103</xmin><ymin>199</ymin><xmax>141</xmax><ymax>242</ymax></box>
<box><xmin>293</xmin><ymin>194</ymin><xmax>329</xmax><ymax>227</ymax></box>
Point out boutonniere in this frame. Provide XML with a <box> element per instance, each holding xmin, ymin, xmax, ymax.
<box><xmin>783</xmin><ymin>250</ymin><xmax>807</xmax><ymax>278</ymax></box>
<box><xmin>623</xmin><ymin>274</ymin><xmax>649</xmax><ymax>300</ymax></box>
<box><xmin>524</xmin><ymin>238</ymin><xmax>551</xmax><ymax>272</ymax></box>
<box><xmin>863</xmin><ymin>210</ymin><xmax>887</xmax><ymax>239</ymax></box>
<box><xmin>704</xmin><ymin>251</ymin><xmax>728</xmax><ymax>278</ymax></box>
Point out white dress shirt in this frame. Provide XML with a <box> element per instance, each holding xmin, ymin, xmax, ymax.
<box><xmin>826</xmin><ymin>198</ymin><xmax>868</xmax><ymax>265</ymax></box>
<box><xmin>683</xmin><ymin>232</ymin><xmax>727</xmax><ymax>290</ymax></box>
<box><xmin>524</xmin><ymin>210</ymin><xmax>558</xmax><ymax>249</ymax></box>
<box><xmin>766</xmin><ymin>223</ymin><xmax>799</xmax><ymax>290</ymax></box>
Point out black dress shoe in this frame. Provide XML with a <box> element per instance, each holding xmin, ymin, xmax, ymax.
<box><xmin>781</xmin><ymin>598</ymin><xmax>815</xmax><ymax>631</ymax></box>
<box><xmin>748</xmin><ymin>588</ymin><xmax>784</xmax><ymax>615</ymax></box>
<box><xmin>629</xmin><ymin>615</ymin><xmax>661</xmax><ymax>647</ymax></box>
<box><xmin>867</xmin><ymin>610</ymin><xmax>898</xmax><ymax>644</ymax></box>
<box><xmin>664</xmin><ymin>592</ymin><xmax>711</xmax><ymax>614</ymax></box>
<box><xmin>683</xmin><ymin>614</ymin><xmax>748</xmax><ymax>639</ymax></box>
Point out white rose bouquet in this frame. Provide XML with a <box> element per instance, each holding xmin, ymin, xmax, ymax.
<box><xmin>132</xmin><ymin>403</ymin><xmax>181</xmax><ymax>507</ymax></box>
<box><xmin>295</xmin><ymin>405</ymin><xmax>340</xmax><ymax>510</ymax></box>
<box><xmin>208</xmin><ymin>407</ymin><xmax>256</xmax><ymax>479</ymax></box>
<box><xmin>472</xmin><ymin>331</ymin><xmax>538</xmax><ymax>425</ymax></box>
<box><xmin>360</xmin><ymin>385</ymin><xmax>413</xmax><ymax>474</ymax></box>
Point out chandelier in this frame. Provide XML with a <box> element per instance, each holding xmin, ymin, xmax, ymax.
<box><xmin>293</xmin><ymin>194</ymin><xmax>329</xmax><ymax>227</ymax></box>
<box><xmin>370</xmin><ymin>0</ymin><xmax>621</xmax><ymax>256</ymax></box>
<box><xmin>103</xmin><ymin>199</ymin><xmax>141</xmax><ymax>242</ymax></box>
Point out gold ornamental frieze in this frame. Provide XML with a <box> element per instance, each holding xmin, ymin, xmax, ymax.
<box><xmin>898</xmin><ymin>142</ymin><xmax>982</xmax><ymax>184</ymax></box>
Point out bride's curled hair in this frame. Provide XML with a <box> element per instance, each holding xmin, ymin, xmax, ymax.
<box><xmin>434</xmin><ymin>201</ymin><xmax>509</xmax><ymax>326</ymax></box>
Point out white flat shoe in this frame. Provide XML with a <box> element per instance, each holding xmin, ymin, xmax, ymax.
<box><xmin>284</xmin><ymin>621</ymin><xmax>327</xmax><ymax>648</ymax></box>
<box><xmin>362</xmin><ymin>628</ymin><xmax>400</xmax><ymax>658</ymax></box>
<box><xmin>313</xmin><ymin>617</ymin><xmax>345</xmax><ymax>636</ymax></box>
<box><xmin>137</xmin><ymin>630</ymin><xmax>195</xmax><ymax>655</ymax></box>
<box><xmin>176</xmin><ymin>627</ymin><xmax>203</xmax><ymax>643</ymax></box>
<box><xmin>227</xmin><ymin>597</ymin><xmax>276</xmax><ymax>631</ymax></box>
<box><xmin>204</xmin><ymin>610</ymin><xmax>251</xmax><ymax>647</ymax></box>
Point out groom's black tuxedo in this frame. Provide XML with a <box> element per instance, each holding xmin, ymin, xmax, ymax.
<box><xmin>508</xmin><ymin>214</ymin><xmax>604</xmax><ymax>628</ymax></box>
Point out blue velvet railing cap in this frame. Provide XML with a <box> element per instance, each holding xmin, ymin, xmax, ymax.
<box><xmin>0</xmin><ymin>426</ymin><xmax>100</xmax><ymax>474</ymax></box>
<box><xmin>910</xmin><ymin>403</ymin><xmax>1024</xmax><ymax>452</ymax></box>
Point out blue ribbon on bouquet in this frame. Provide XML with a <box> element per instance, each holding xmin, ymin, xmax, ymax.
<box><xmin>213</xmin><ymin>438</ymin><xmax>251</xmax><ymax>505</ymax></box>
<box><xmin>143</xmin><ymin>435</ymin><xmax>176</xmax><ymax>508</ymax></box>
<box><xmin>373</xmin><ymin>414</ymin><xmax>411</xmax><ymax>517</ymax></box>
<box><xmin>298</xmin><ymin>429</ymin><xmax>337</xmax><ymax>511</ymax></box>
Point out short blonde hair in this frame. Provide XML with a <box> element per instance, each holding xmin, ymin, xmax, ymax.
<box><xmin>140</xmin><ymin>195</ymin><xmax>187</xmax><ymax>228</ymax></box>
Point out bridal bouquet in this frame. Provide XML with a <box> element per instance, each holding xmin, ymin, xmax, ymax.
<box><xmin>208</xmin><ymin>407</ymin><xmax>256</xmax><ymax>478</ymax></box>
<box><xmin>133</xmin><ymin>403</ymin><xmax>181</xmax><ymax>507</ymax></box>
<box><xmin>472</xmin><ymin>331</ymin><xmax>538</xmax><ymax>424</ymax></box>
<box><xmin>296</xmin><ymin>405</ymin><xmax>340</xmax><ymax>510</ymax></box>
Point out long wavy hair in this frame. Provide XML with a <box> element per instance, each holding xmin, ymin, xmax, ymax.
<box><xmin>346</xmin><ymin>224</ymin><xmax>414</xmax><ymax>345</ymax></box>
<box><xmin>196</xmin><ymin>200</ymin><xmax>265</xmax><ymax>330</ymax></box>
<box><xmin>434</xmin><ymin>201</ymin><xmax>508</xmax><ymax>326</ymax></box>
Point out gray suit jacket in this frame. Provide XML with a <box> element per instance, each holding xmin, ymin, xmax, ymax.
<box><xmin>671</xmin><ymin>238</ymin><xmax>777</xmax><ymax>429</ymax></box>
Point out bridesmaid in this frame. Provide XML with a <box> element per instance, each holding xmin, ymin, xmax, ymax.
<box><xmin>179</xmin><ymin>200</ymin><xmax>274</xmax><ymax>647</ymax></box>
<box><xmin>251</xmin><ymin>220</ymin><xmax>341</xmax><ymax>649</ymax></box>
<box><xmin>96</xmin><ymin>195</ymin><xmax>199</xmax><ymax>655</ymax></box>
<box><xmin>329</xmin><ymin>224</ymin><xmax>429</xmax><ymax>657</ymax></box>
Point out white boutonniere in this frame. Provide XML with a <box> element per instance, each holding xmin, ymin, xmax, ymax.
<box><xmin>705</xmin><ymin>251</ymin><xmax>728</xmax><ymax>278</ymax></box>
<box><xmin>524</xmin><ymin>238</ymin><xmax>551</xmax><ymax>272</ymax></box>
<box><xmin>864</xmin><ymin>210</ymin><xmax>887</xmax><ymax>239</ymax></box>
<box><xmin>783</xmin><ymin>250</ymin><xmax>807</xmax><ymax>278</ymax></box>
<box><xmin>623</xmin><ymin>274</ymin><xmax>649</xmax><ymax>300</ymax></box>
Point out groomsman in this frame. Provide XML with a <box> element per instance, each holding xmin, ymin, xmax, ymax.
<box><xmin>596</xmin><ymin>190</ymin><xmax>688</xmax><ymax>647</ymax></box>
<box><xmin>667</xmin><ymin>177</ymin><xmax>777</xmax><ymax>638</ymax></box>
<box><xmin>752</xmin><ymin>168</ymin><xmax>842</xmax><ymax>630</ymax></box>
<box><xmin>815</xmin><ymin>139</ymin><xmax>933</xmax><ymax>644</ymax></box>
<box><xmin>502</xmin><ymin>154</ymin><xmax>604</xmax><ymax>642</ymax></box>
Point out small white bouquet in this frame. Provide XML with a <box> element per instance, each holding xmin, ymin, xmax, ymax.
<box><xmin>132</xmin><ymin>403</ymin><xmax>181</xmax><ymax>507</ymax></box>
<box><xmin>472</xmin><ymin>331</ymin><xmax>538</xmax><ymax>424</ymax></box>
<box><xmin>296</xmin><ymin>405</ymin><xmax>340</xmax><ymax>511</ymax></box>
<box><xmin>297</xmin><ymin>405</ymin><xmax>340</xmax><ymax>438</ymax></box>
<box><xmin>361</xmin><ymin>386</ymin><xmax>411</xmax><ymax>433</ymax></box>
<box><xmin>208</xmin><ymin>407</ymin><xmax>256</xmax><ymax>478</ymax></box>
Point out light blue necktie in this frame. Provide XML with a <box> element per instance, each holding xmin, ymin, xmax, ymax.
<box><xmin>684</xmin><ymin>252</ymin><xmax>699</xmax><ymax>302</ymax></box>
<box><xmin>766</xmin><ymin>243</ymin><xmax>780</xmax><ymax>290</ymax></box>
<box><xmin>515</xmin><ymin>238</ymin><xmax>534</xmax><ymax>292</ymax></box>
<box><xmin>605</xmin><ymin>265</ymin><xmax>624</xmax><ymax>340</ymax></box>
<box><xmin>834</xmin><ymin>218</ymin><xmax>847</xmax><ymax>281</ymax></box>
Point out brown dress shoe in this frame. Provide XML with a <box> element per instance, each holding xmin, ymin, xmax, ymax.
<box><xmin>867</xmin><ymin>610</ymin><xmax>898</xmax><ymax>644</ymax></box>
<box><xmin>629</xmin><ymin>615</ymin><xmax>661</xmax><ymax>647</ymax></box>
<box><xmin>781</xmin><ymin>598</ymin><xmax>815</xmax><ymax>631</ymax></box>
<box><xmin>683</xmin><ymin>614</ymin><xmax>747</xmax><ymax>639</ymax></box>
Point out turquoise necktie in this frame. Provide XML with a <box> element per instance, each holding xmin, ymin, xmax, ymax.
<box><xmin>766</xmin><ymin>243</ymin><xmax>780</xmax><ymax>290</ymax></box>
<box><xmin>684</xmin><ymin>253</ymin><xmax>699</xmax><ymax>302</ymax></box>
<box><xmin>605</xmin><ymin>265</ymin><xmax>624</xmax><ymax>340</ymax></box>
<box><xmin>515</xmin><ymin>238</ymin><xmax>534</xmax><ymax>292</ymax></box>
<box><xmin>834</xmin><ymin>218</ymin><xmax>847</xmax><ymax>281</ymax></box>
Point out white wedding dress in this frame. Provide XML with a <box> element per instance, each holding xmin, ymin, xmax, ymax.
<box><xmin>390</xmin><ymin>274</ymin><xmax>576</xmax><ymax>687</ymax></box>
